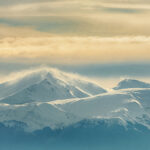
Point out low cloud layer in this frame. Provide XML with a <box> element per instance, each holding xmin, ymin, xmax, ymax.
<box><xmin>0</xmin><ymin>34</ymin><xmax>150</xmax><ymax>64</ymax></box>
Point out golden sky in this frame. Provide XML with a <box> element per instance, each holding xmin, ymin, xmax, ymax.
<box><xmin>0</xmin><ymin>0</ymin><xmax>150</xmax><ymax>64</ymax></box>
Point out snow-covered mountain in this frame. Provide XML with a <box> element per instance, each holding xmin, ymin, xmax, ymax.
<box><xmin>114</xmin><ymin>79</ymin><xmax>150</xmax><ymax>90</ymax></box>
<box><xmin>0</xmin><ymin>68</ymin><xmax>106</xmax><ymax>104</ymax></box>
<box><xmin>1</xmin><ymin>69</ymin><xmax>150</xmax><ymax>150</ymax></box>
<box><xmin>0</xmin><ymin>69</ymin><xmax>150</xmax><ymax>133</ymax></box>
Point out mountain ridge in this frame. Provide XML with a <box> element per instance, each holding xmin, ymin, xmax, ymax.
<box><xmin>0</xmin><ymin>68</ymin><xmax>150</xmax><ymax>132</ymax></box>
<box><xmin>114</xmin><ymin>78</ymin><xmax>150</xmax><ymax>90</ymax></box>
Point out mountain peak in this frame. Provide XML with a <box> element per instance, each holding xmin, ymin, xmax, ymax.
<box><xmin>0</xmin><ymin>67</ymin><xmax>106</xmax><ymax>104</ymax></box>
<box><xmin>114</xmin><ymin>79</ymin><xmax>150</xmax><ymax>90</ymax></box>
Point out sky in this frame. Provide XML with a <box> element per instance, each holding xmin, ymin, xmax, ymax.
<box><xmin>0</xmin><ymin>0</ymin><xmax>150</xmax><ymax>86</ymax></box>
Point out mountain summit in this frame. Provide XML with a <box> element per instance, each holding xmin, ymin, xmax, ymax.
<box><xmin>0</xmin><ymin>68</ymin><xmax>106</xmax><ymax>104</ymax></box>
<box><xmin>113</xmin><ymin>79</ymin><xmax>150</xmax><ymax>90</ymax></box>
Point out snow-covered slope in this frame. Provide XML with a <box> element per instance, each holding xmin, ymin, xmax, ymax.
<box><xmin>114</xmin><ymin>79</ymin><xmax>150</xmax><ymax>90</ymax></box>
<box><xmin>0</xmin><ymin>89</ymin><xmax>150</xmax><ymax>131</ymax></box>
<box><xmin>0</xmin><ymin>68</ymin><xmax>106</xmax><ymax>104</ymax></box>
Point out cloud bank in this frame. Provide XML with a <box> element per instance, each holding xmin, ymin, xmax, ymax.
<box><xmin>0</xmin><ymin>34</ymin><xmax>150</xmax><ymax>64</ymax></box>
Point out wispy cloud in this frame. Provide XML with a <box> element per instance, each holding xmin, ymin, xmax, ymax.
<box><xmin>1</xmin><ymin>1</ymin><xmax>150</xmax><ymax>37</ymax></box>
<box><xmin>1</xmin><ymin>0</ymin><xmax>150</xmax><ymax>17</ymax></box>
<box><xmin>0</xmin><ymin>0</ymin><xmax>150</xmax><ymax>65</ymax></box>
<box><xmin>1</xmin><ymin>11</ymin><xmax>150</xmax><ymax>37</ymax></box>
<box><xmin>0</xmin><ymin>24</ymin><xmax>52</xmax><ymax>38</ymax></box>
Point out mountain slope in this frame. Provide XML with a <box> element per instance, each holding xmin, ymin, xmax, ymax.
<box><xmin>0</xmin><ymin>89</ymin><xmax>149</xmax><ymax>131</ymax></box>
<box><xmin>0</xmin><ymin>119</ymin><xmax>150</xmax><ymax>150</ymax></box>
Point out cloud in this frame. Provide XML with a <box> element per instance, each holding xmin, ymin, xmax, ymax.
<box><xmin>0</xmin><ymin>35</ymin><xmax>150</xmax><ymax>64</ymax></box>
<box><xmin>100</xmin><ymin>3</ymin><xmax>150</xmax><ymax>10</ymax></box>
<box><xmin>0</xmin><ymin>1</ymin><xmax>87</xmax><ymax>16</ymax></box>
<box><xmin>1</xmin><ymin>11</ymin><xmax>150</xmax><ymax>37</ymax></box>
<box><xmin>0</xmin><ymin>0</ymin><xmax>150</xmax><ymax>17</ymax></box>
<box><xmin>1</xmin><ymin>2</ymin><xmax>150</xmax><ymax>37</ymax></box>
<box><xmin>0</xmin><ymin>24</ymin><xmax>52</xmax><ymax>37</ymax></box>
<box><xmin>0</xmin><ymin>0</ymin><xmax>150</xmax><ymax>65</ymax></box>
<box><xmin>0</xmin><ymin>0</ymin><xmax>150</xmax><ymax>38</ymax></box>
